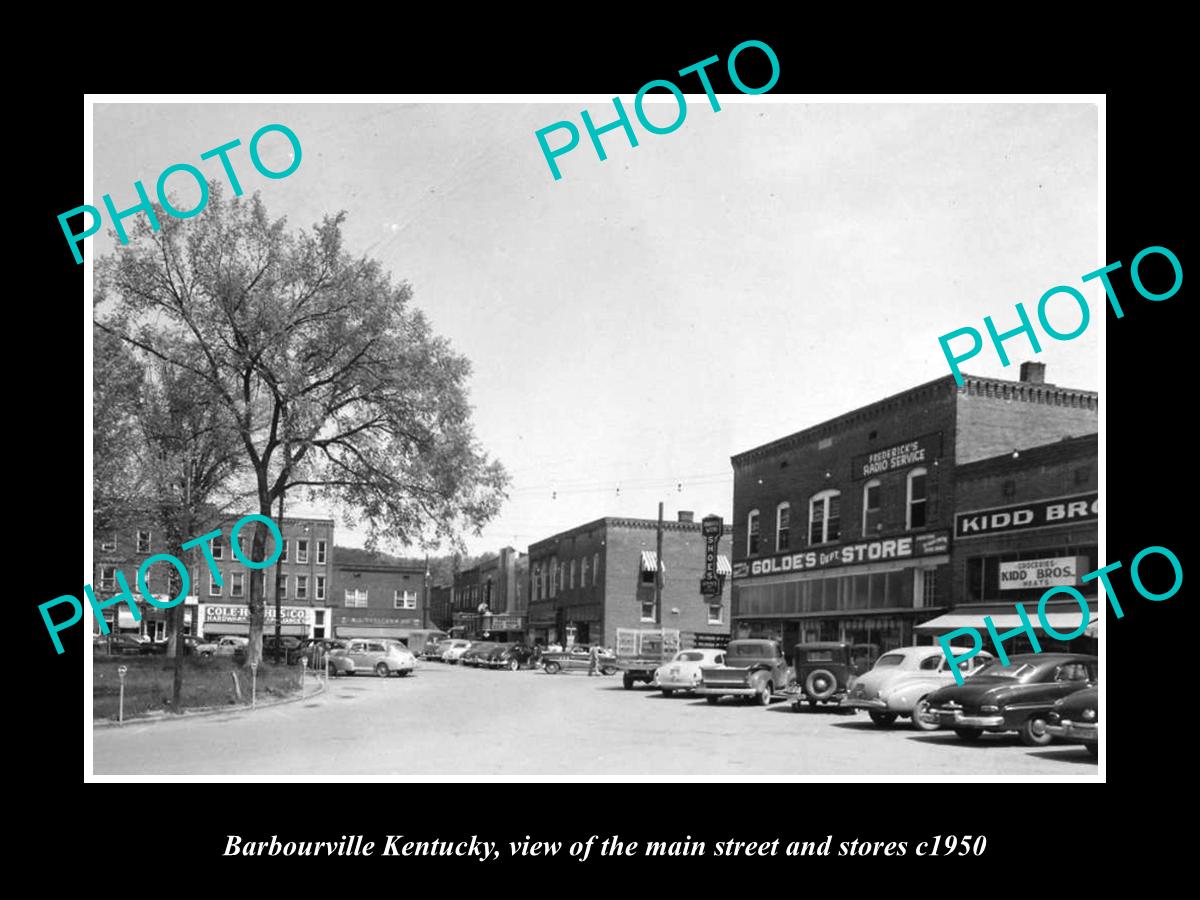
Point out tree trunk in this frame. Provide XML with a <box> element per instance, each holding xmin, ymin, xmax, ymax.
<box><xmin>246</xmin><ymin>510</ymin><xmax>272</xmax><ymax>667</ymax></box>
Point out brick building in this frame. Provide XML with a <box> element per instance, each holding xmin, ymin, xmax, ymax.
<box><xmin>428</xmin><ymin>584</ymin><xmax>453</xmax><ymax>631</ymax></box>
<box><xmin>329</xmin><ymin>552</ymin><xmax>428</xmax><ymax>640</ymax></box>
<box><xmin>452</xmin><ymin>547</ymin><xmax>529</xmax><ymax>640</ymax></box>
<box><xmin>729</xmin><ymin>363</ymin><xmax>1097</xmax><ymax>656</ymax></box>
<box><xmin>915</xmin><ymin>432</ymin><xmax>1098</xmax><ymax>653</ymax></box>
<box><xmin>93</xmin><ymin>512</ymin><xmax>335</xmax><ymax>640</ymax></box>
<box><xmin>526</xmin><ymin>512</ymin><xmax>733</xmax><ymax>649</ymax></box>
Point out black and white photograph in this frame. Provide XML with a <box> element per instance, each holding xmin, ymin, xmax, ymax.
<box><xmin>77</xmin><ymin>94</ymin><xmax>1113</xmax><ymax>781</ymax></box>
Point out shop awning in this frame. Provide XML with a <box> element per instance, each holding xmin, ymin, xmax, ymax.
<box><xmin>717</xmin><ymin>555</ymin><xmax>732</xmax><ymax>575</ymax></box>
<box><xmin>915</xmin><ymin>608</ymin><xmax>1097</xmax><ymax>636</ymax></box>
<box><xmin>640</xmin><ymin>551</ymin><xmax>665</xmax><ymax>573</ymax></box>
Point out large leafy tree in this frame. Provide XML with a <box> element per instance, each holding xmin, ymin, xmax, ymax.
<box><xmin>95</xmin><ymin>186</ymin><xmax>509</xmax><ymax>664</ymax></box>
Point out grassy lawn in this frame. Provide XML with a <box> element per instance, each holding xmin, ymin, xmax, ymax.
<box><xmin>93</xmin><ymin>656</ymin><xmax>306</xmax><ymax>721</ymax></box>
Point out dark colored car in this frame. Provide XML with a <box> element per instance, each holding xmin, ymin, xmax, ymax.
<box><xmin>1045</xmin><ymin>685</ymin><xmax>1098</xmax><ymax>757</ymax></box>
<box><xmin>461</xmin><ymin>642</ymin><xmax>498</xmax><ymax>667</ymax></box>
<box><xmin>793</xmin><ymin>642</ymin><xmax>874</xmax><ymax>709</ymax></box>
<box><xmin>263</xmin><ymin>635</ymin><xmax>304</xmax><ymax>664</ymax></box>
<box><xmin>298</xmin><ymin>638</ymin><xmax>346</xmax><ymax>669</ymax></box>
<box><xmin>922</xmin><ymin>653</ymin><xmax>1097</xmax><ymax>746</ymax></box>
<box><xmin>485</xmin><ymin>642</ymin><xmax>534</xmax><ymax>670</ymax></box>
<box><xmin>96</xmin><ymin>634</ymin><xmax>153</xmax><ymax>656</ymax></box>
<box><xmin>696</xmin><ymin>639</ymin><xmax>792</xmax><ymax>706</ymax></box>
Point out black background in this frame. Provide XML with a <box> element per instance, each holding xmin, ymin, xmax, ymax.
<box><xmin>21</xmin><ymin>23</ymin><xmax>1187</xmax><ymax>882</ymax></box>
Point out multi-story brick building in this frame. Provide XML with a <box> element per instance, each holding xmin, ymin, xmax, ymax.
<box><xmin>915</xmin><ymin>432</ymin><xmax>1098</xmax><ymax>653</ymax></box>
<box><xmin>92</xmin><ymin>512</ymin><xmax>335</xmax><ymax>640</ymax></box>
<box><xmin>329</xmin><ymin>552</ymin><xmax>428</xmax><ymax>641</ymax></box>
<box><xmin>452</xmin><ymin>547</ymin><xmax>529</xmax><ymax>640</ymax></box>
<box><xmin>729</xmin><ymin>363</ymin><xmax>1097</xmax><ymax>656</ymax></box>
<box><xmin>526</xmin><ymin>512</ymin><xmax>733</xmax><ymax>649</ymax></box>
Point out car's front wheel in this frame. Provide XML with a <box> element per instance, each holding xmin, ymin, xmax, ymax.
<box><xmin>868</xmin><ymin>711</ymin><xmax>898</xmax><ymax>727</ymax></box>
<box><xmin>544</xmin><ymin>661</ymin><xmax>561</xmax><ymax>675</ymax></box>
<box><xmin>509</xmin><ymin>658</ymin><xmax>520</xmax><ymax>672</ymax></box>
<box><xmin>1019</xmin><ymin>716</ymin><xmax>1052</xmax><ymax>747</ymax></box>
<box><xmin>661</xmin><ymin>688</ymin><xmax>674</xmax><ymax>697</ymax></box>
<box><xmin>601</xmin><ymin>666</ymin><xmax>617</xmax><ymax>676</ymax></box>
<box><xmin>954</xmin><ymin>727</ymin><xmax>982</xmax><ymax>742</ymax></box>
<box><xmin>756</xmin><ymin>680</ymin><xmax>773</xmax><ymax>706</ymax></box>
<box><xmin>622</xmin><ymin>673</ymin><xmax>635</xmax><ymax>690</ymax></box>
<box><xmin>375</xmin><ymin>662</ymin><xmax>390</xmax><ymax>678</ymax></box>
<box><xmin>911</xmin><ymin>697</ymin><xmax>939</xmax><ymax>731</ymax></box>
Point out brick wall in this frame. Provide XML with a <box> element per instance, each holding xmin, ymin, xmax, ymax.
<box><xmin>954</xmin><ymin>378</ymin><xmax>1098</xmax><ymax>465</ymax></box>
<box><xmin>330</xmin><ymin>561</ymin><xmax>425</xmax><ymax>617</ymax></box>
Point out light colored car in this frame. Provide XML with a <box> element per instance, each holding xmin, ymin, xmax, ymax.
<box><xmin>214</xmin><ymin>636</ymin><xmax>249</xmax><ymax>657</ymax></box>
<box><xmin>655</xmin><ymin>649</ymin><xmax>727</xmax><ymax>695</ymax></box>
<box><xmin>328</xmin><ymin>639</ymin><xmax>416</xmax><ymax>677</ymax></box>
<box><xmin>441</xmin><ymin>640</ymin><xmax>474</xmax><ymax>664</ymax></box>
<box><xmin>183</xmin><ymin>634</ymin><xmax>219</xmax><ymax>657</ymax></box>
<box><xmin>844</xmin><ymin>645</ymin><xmax>993</xmax><ymax>729</ymax></box>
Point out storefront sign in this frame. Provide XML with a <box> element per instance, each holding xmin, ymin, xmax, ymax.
<box><xmin>999</xmin><ymin>556</ymin><xmax>1087</xmax><ymax>590</ymax></box>
<box><xmin>732</xmin><ymin>529</ymin><xmax>951</xmax><ymax>580</ymax></box>
<box><xmin>203</xmin><ymin>604</ymin><xmax>310</xmax><ymax>625</ymax></box>
<box><xmin>852</xmin><ymin>432</ymin><xmax>942</xmax><ymax>479</ymax></box>
<box><xmin>955</xmin><ymin>492</ymin><xmax>1098</xmax><ymax>539</ymax></box>
<box><xmin>336</xmin><ymin>615</ymin><xmax>421</xmax><ymax>627</ymax></box>
<box><xmin>701</xmin><ymin>515</ymin><xmax>723</xmax><ymax>596</ymax></box>
<box><xmin>692</xmin><ymin>633</ymin><xmax>730</xmax><ymax>649</ymax></box>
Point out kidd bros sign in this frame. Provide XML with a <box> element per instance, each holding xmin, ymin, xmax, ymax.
<box><xmin>732</xmin><ymin>530</ymin><xmax>950</xmax><ymax>580</ymax></box>
<box><xmin>954</xmin><ymin>492</ymin><xmax>1098</xmax><ymax>539</ymax></box>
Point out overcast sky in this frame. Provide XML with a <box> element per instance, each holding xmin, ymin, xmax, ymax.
<box><xmin>92</xmin><ymin>100</ymin><xmax>1099</xmax><ymax>557</ymax></box>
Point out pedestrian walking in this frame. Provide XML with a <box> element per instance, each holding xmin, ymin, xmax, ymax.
<box><xmin>588</xmin><ymin>644</ymin><xmax>600</xmax><ymax>677</ymax></box>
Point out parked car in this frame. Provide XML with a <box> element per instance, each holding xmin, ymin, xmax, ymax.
<box><xmin>298</xmin><ymin>638</ymin><xmax>346</xmax><ymax>668</ymax></box>
<box><xmin>263</xmin><ymin>635</ymin><xmax>304</xmax><ymax>665</ymax></box>
<box><xmin>655</xmin><ymin>649</ymin><xmax>726</xmax><ymax>696</ymax></box>
<box><xmin>182</xmin><ymin>634</ymin><xmax>219</xmax><ymax>657</ymax></box>
<box><xmin>696</xmin><ymin>639</ymin><xmax>792</xmax><ymax>706</ymax></box>
<box><xmin>441</xmin><ymin>640</ymin><xmax>474</xmax><ymax>664</ymax></box>
<box><xmin>484</xmin><ymin>642</ymin><xmax>534</xmax><ymax>670</ymax></box>
<box><xmin>541</xmin><ymin>645</ymin><xmax>618</xmax><ymax>675</ymax></box>
<box><xmin>327</xmin><ymin>639</ymin><xmax>417</xmax><ymax>677</ymax></box>
<box><xmin>423</xmin><ymin>639</ymin><xmax>453</xmax><ymax>661</ymax></box>
<box><xmin>844</xmin><ymin>645</ymin><xmax>994</xmax><ymax>728</ymax></box>
<box><xmin>461</xmin><ymin>642</ymin><xmax>498</xmax><ymax>667</ymax></box>
<box><xmin>214</xmin><ymin>636</ymin><xmax>249</xmax><ymax>657</ymax></box>
<box><xmin>922</xmin><ymin>653</ymin><xmax>1097</xmax><ymax>746</ymax></box>
<box><xmin>793</xmin><ymin>642</ymin><xmax>875</xmax><ymax>709</ymax></box>
<box><xmin>614</xmin><ymin>628</ymin><xmax>682</xmax><ymax>689</ymax></box>
<box><xmin>1044</xmin><ymin>686</ymin><xmax>1098</xmax><ymax>757</ymax></box>
<box><xmin>95</xmin><ymin>633</ymin><xmax>150</xmax><ymax>656</ymax></box>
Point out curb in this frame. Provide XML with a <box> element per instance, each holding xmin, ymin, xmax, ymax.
<box><xmin>93</xmin><ymin>674</ymin><xmax>329</xmax><ymax>729</ymax></box>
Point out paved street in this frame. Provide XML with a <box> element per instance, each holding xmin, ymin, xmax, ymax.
<box><xmin>93</xmin><ymin>662</ymin><xmax>1099</xmax><ymax>777</ymax></box>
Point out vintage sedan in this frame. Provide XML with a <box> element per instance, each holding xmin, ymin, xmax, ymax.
<box><xmin>182</xmin><ymin>634</ymin><xmax>219</xmax><ymax>658</ymax></box>
<box><xmin>327</xmin><ymin>639</ymin><xmax>417</xmax><ymax>677</ymax></box>
<box><xmin>461</xmin><ymin>642</ymin><xmax>498</xmax><ymax>667</ymax></box>
<box><xmin>541</xmin><ymin>646</ymin><xmax>618</xmax><ymax>675</ymax></box>
<box><xmin>484</xmin><ymin>642</ymin><xmax>534</xmax><ymax>670</ymax></box>
<box><xmin>441</xmin><ymin>640</ymin><xmax>474</xmax><ymax>664</ymax></box>
<box><xmin>1045</xmin><ymin>686</ymin><xmax>1098</xmax><ymax>757</ymax></box>
<box><xmin>655</xmin><ymin>649</ymin><xmax>726</xmax><ymax>696</ymax></box>
<box><xmin>844</xmin><ymin>646</ymin><xmax>994</xmax><ymax>729</ymax></box>
<box><xmin>922</xmin><ymin>653</ymin><xmax>1097</xmax><ymax>746</ymax></box>
<box><xmin>423</xmin><ymin>639</ymin><xmax>453</xmax><ymax>661</ymax></box>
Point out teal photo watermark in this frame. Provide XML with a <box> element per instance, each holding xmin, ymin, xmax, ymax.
<box><xmin>44</xmin><ymin>514</ymin><xmax>284</xmax><ymax>654</ymax></box>
<box><xmin>59</xmin><ymin>123</ymin><xmax>302</xmax><ymax>264</ymax></box>
<box><xmin>535</xmin><ymin>39</ymin><xmax>780</xmax><ymax>181</ymax></box>
<box><xmin>938</xmin><ymin>544</ymin><xmax>1181</xmax><ymax>683</ymax></box>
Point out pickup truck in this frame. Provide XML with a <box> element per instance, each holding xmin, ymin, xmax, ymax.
<box><xmin>613</xmin><ymin>627</ymin><xmax>681</xmax><ymax>689</ymax></box>
<box><xmin>696</xmin><ymin>639</ymin><xmax>794</xmax><ymax>706</ymax></box>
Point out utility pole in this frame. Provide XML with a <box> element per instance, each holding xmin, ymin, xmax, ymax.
<box><xmin>273</xmin><ymin>492</ymin><xmax>285</xmax><ymax>663</ymax></box>
<box><xmin>423</xmin><ymin>554</ymin><xmax>431</xmax><ymax>629</ymax></box>
<box><xmin>655</xmin><ymin>501</ymin><xmax>664</xmax><ymax>626</ymax></box>
<box><xmin>171</xmin><ymin>456</ymin><xmax>193</xmax><ymax>711</ymax></box>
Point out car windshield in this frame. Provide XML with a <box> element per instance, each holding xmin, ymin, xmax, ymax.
<box><xmin>676</xmin><ymin>652</ymin><xmax>705</xmax><ymax>662</ymax></box>
<box><xmin>974</xmin><ymin>661</ymin><xmax>1038</xmax><ymax>679</ymax></box>
<box><xmin>873</xmin><ymin>654</ymin><xmax>906</xmax><ymax>668</ymax></box>
<box><xmin>729</xmin><ymin>643</ymin><xmax>772</xmax><ymax>656</ymax></box>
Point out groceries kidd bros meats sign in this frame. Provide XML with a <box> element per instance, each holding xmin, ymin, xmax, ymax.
<box><xmin>733</xmin><ymin>531</ymin><xmax>950</xmax><ymax>580</ymax></box>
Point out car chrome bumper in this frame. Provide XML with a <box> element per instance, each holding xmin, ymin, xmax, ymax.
<box><xmin>696</xmin><ymin>685</ymin><xmax>757</xmax><ymax>696</ymax></box>
<box><xmin>936</xmin><ymin>710</ymin><xmax>1005</xmax><ymax>727</ymax></box>
<box><xmin>658</xmin><ymin>679</ymin><xmax>699</xmax><ymax>690</ymax></box>
<box><xmin>844</xmin><ymin>697</ymin><xmax>887</xmax><ymax>711</ymax></box>
<box><xmin>1045</xmin><ymin>721</ymin><xmax>1097</xmax><ymax>741</ymax></box>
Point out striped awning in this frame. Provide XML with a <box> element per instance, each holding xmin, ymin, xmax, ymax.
<box><xmin>640</xmin><ymin>551</ymin><xmax>665</xmax><ymax>573</ymax></box>
<box><xmin>717</xmin><ymin>555</ymin><xmax>732</xmax><ymax>575</ymax></box>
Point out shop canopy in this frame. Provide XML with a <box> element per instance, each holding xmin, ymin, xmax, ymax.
<box><xmin>716</xmin><ymin>555</ymin><xmax>732</xmax><ymax>575</ymax></box>
<box><xmin>640</xmin><ymin>551</ymin><xmax>665</xmax><ymax>573</ymax></box>
<box><xmin>915</xmin><ymin>608</ymin><xmax>1098</xmax><ymax>636</ymax></box>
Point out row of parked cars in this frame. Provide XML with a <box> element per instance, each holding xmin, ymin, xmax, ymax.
<box><xmin>655</xmin><ymin>639</ymin><xmax>1098</xmax><ymax>756</ymax></box>
<box><xmin>422</xmin><ymin>638</ymin><xmax>537</xmax><ymax>670</ymax></box>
